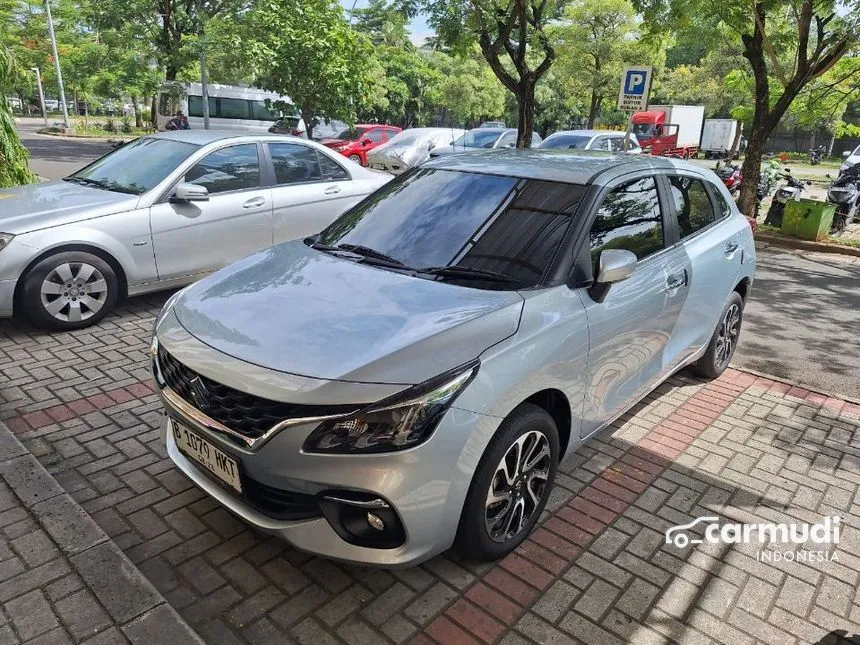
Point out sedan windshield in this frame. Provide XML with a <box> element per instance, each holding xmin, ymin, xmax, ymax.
<box><xmin>316</xmin><ymin>168</ymin><xmax>585</xmax><ymax>288</ymax></box>
<box><xmin>453</xmin><ymin>130</ymin><xmax>503</xmax><ymax>149</ymax></box>
<box><xmin>67</xmin><ymin>137</ymin><xmax>199</xmax><ymax>195</ymax></box>
<box><xmin>540</xmin><ymin>134</ymin><xmax>593</xmax><ymax>150</ymax></box>
<box><xmin>334</xmin><ymin>127</ymin><xmax>369</xmax><ymax>141</ymax></box>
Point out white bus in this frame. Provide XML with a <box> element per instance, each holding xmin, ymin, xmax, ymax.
<box><xmin>156</xmin><ymin>82</ymin><xmax>306</xmax><ymax>134</ymax></box>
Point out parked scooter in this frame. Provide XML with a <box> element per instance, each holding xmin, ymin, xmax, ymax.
<box><xmin>715</xmin><ymin>164</ymin><xmax>742</xmax><ymax>195</ymax></box>
<box><xmin>826</xmin><ymin>165</ymin><xmax>860</xmax><ymax>234</ymax></box>
<box><xmin>809</xmin><ymin>144</ymin><xmax>827</xmax><ymax>166</ymax></box>
<box><xmin>764</xmin><ymin>169</ymin><xmax>812</xmax><ymax>227</ymax></box>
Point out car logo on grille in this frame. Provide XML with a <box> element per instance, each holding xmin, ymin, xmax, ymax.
<box><xmin>188</xmin><ymin>376</ymin><xmax>211</xmax><ymax>411</ymax></box>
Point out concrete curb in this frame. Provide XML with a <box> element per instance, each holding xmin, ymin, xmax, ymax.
<box><xmin>755</xmin><ymin>231</ymin><xmax>860</xmax><ymax>257</ymax></box>
<box><xmin>732</xmin><ymin>364</ymin><xmax>860</xmax><ymax>406</ymax></box>
<box><xmin>0</xmin><ymin>421</ymin><xmax>205</xmax><ymax>644</ymax></box>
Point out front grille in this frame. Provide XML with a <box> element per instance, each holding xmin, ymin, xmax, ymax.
<box><xmin>242</xmin><ymin>478</ymin><xmax>321</xmax><ymax>520</ymax></box>
<box><xmin>156</xmin><ymin>345</ymin><xmax>357</xmax><ymax>440</ymax></box>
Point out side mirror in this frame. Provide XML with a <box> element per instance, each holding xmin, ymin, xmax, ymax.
<box><xmin>362</xmin><ymin>138</ymin><xmax>372</xmax><ymax>146</ymax></box>
<box><xmin>589</xmin><ymin>249</ymin><xmax>637</xmax><ymax>303</ymax></box>
<box><xmin>843</xmin><ymin>151</ymin><xmax>851</xmax><ymax>159</ymax></box>
<box><xmin>172</xmin><ymin>182</ymin><xmax>209</xmax><ymax>202</ymax></box>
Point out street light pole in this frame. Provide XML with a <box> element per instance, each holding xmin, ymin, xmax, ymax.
<box><xmin>44</xmin><ymin>0</ymin><xmax>71</xmax><ymax>130</ymax></box>
<box><xmin>197</xmin><ymin>0</ymin><xmax>210</xmax><ymax>129</ymax></box>
<box><xmin>31</xmin><ymin>67</ymin><xmax>48</xmax><ymax>127</ymax></box>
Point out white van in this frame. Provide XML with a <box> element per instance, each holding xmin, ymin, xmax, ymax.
<box><xmin>156</xmin><ymin>82</ymin><xmax>306</xmax><ymax>134</ymax></box>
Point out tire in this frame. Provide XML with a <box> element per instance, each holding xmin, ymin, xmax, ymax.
<box><xmin>695</xmin><ymin>291</ymin><xmax>744</xmax><ymax>379</ymax></box>
<box><xmin>348</xmin><ymin>154</ymin><xmax>363</xmax><ymax>165</ymax></box>
<box><xmin>21</xmin><ymin>251</ymin><xmax>119</xmax><ymax>331</ymax></box>
<box><xmin>455</xmin><ymin>403</ymin><xmax>559</xmax><ymax>560</ymax></box>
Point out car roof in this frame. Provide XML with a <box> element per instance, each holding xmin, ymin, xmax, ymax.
<box><xmin>546</xmin><ymin>129</ymin><xmax>628</xmax><ymax>139</ymax></box>
<box><xmin>148</xmin><ymin>130</ymin><xmax>306</xmax><ymax>146</ymax></box>
<box><xmin>422</xmin><ymin>149</ymin><xmax>682</xmax><ymax>184</ymax></box>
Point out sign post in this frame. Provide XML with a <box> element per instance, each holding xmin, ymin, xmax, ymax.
<box><xmin>618</xmin><ymin>66</ymin><xmax>652</xmax><ymax>152</ymax></box>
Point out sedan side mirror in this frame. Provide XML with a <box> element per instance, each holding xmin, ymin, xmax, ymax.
<box><xmin>843</xmin><ymin>151</ymin><xmax>851</xmax><ymax>159</ymax></box>
<box><xmin>589</xmin><ymin>249</ymin><xmax>637</xmax><ymax>303</ymax></box>
<box><xmin>362</xmin><ymin>138</ymin><xmax>372</xmax><ymax>146</ymax></box>
<box><xmin>172</xmin><ymin>182</ymin><xmax>209</xmax><ymax>202</ymax></box>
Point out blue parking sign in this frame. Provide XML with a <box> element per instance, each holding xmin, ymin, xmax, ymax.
<box><xmin>618</xmin><ymin>66</ymin><xmax>652</xmax><ymax>112</ymax></box>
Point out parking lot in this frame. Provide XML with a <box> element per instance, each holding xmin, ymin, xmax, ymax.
<box><xmin>2</xmin><ymin>297</ymin><xmax>860</xmax><ymax>644</ymax></box>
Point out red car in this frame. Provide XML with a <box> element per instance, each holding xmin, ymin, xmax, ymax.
<box><xmin>322</xmin><ymin>124</ymin><xmax>402</xmax><ymax>166</ymax></box>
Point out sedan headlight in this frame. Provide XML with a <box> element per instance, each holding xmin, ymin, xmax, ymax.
<box><xmin>303</xmin><ymin>360</ymin><xmax>479</xmax><ymax>454</ymax></box>
<box><xmin>0</xmin><ymin>233</ymin><xmax>14</xmax><ymax>253</ymax></box>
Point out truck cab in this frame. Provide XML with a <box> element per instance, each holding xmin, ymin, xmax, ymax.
<box><xmin>632</xmin><ymin>105</ymin><xmax>705</xmax><ymax>158</ymax></box>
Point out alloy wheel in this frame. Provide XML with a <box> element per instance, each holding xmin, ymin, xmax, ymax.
<box><xmin>714</xmin><ymin>303</ymin><xmax>740</xmax><ymax>368</ymax></box>
<box><xmin>485</xmin><ymin>430</ymin><xmax>551</xmax><ymax>543</ymax></box>
<box><xmin>40</xmin><ymin>262</ymin><xmax>108</xmax><ymax>323</ymax></box>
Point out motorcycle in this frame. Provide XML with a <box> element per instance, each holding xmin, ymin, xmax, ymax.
<box><xmin>715</xmin><ymin>163</ymin><xmax>742</xmax><ymax>195</ymax></box>
<box><xmin>826</xmin><ymin>165</ymin><xmax>860</xmax><ymax>234</ymax></box>
<box><xmin>764</xmin><ymin>170</ymin><xmax>811</xmax><ymax>228</ymax></box>
<box><xmin>759</xmin><ymin>159</ymin><xmax>782</xmax><ymax>197</ymax></box>
<box><xmin>809</xmin><ymin>144</ymin><xmax>827</xmax><ymax>166</ymax></box>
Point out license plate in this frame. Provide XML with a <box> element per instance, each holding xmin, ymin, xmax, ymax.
<box><xmin>173</xmin><ymin>421</ymin><xmax>242</xmax><ymax>493</ymax></box>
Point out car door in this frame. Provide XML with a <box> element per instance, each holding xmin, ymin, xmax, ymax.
<box><xmin>578</xmin><ymin>175</ymin><xmax>684</xmax><ymax>438</ymax></box>
<box><xmin>662</xmin><ymin>173</ymin><xmax>745</xmax><ymax>369</ymax></box>
<box><xmin>149</xmin><ymin>142</ymin><xmax>273</xmax><ymax>281</ymax></box>
<box><xmin>494</xmin><ymin>131</ymin><xmax>517</xmax><ymax>149</ymax></box>
<box><xmin>266</xmin><ymin>142</ymin><xmax>356</xmax><ymax>244</ymax></box>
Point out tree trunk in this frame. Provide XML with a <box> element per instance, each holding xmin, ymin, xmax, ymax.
<box><xmin>827</xmin><ymin>133</ymin><xmax>835</xmax><ymax>156</ymax></box>
<box><xmin>165</xmin><ymin>65</ymin><xmax>178</xmax><ymax>81</ymax></box>
<box><xmin>738</xmin><ymin>131</ymin><xmax>764</xmax><ymax>217</ymax></box>
<box><xmin>150</xmin><ymin>95</ymin><xmax>158</xmax><ymax>131</ymax></box>
<box><xmin>587</xmin><ymin>89</ymin><xmax>600</xmax><ymax>129</ymax></box>
<box><xmin>131</xmin><ymin>94</ymin><xmax>143</xmax><ymax>128</ymax></box>
<box><xmin>516</xmin><ymin>79</ymin><xmax>535</xmax><ymax>148</ymax></box>
<box><xmin>301</xmin><ymin>109</ymin><xmax>315</xmax><ymax>140</ymax></box>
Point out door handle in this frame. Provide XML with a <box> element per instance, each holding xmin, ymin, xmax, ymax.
<box><xmin>324</xmin><ymin>185</ymin><xmax>342</xmax><ymax>195</ymax></box>
<box><xmin>665</xmin><ymin>269</ymin><xmax>687</xmax><ymax>292</ymax></box>
<box><xmin>243</xmin><ymin>197</ymin><xmax>265</xmax><ymax>209</ymax></box>
<box><xmin>724</xmin><ymin>241</ymin><xmax>739</xmax><ymax>256</ymax></box>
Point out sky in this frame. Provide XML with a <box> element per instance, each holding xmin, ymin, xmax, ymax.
<box><xmin>340</xmin><ymin>0</ymin><xmax>434</xmax><ymax>46</ymax></box>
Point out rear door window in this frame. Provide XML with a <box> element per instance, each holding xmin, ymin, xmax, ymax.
<box><xmin>268</xmin><ymin>143</ymin><xmax>322</xmax><ymax>185</ymax></box>
<box><xmin>366</xmin><ymin>128</ymin><xmax>385</xmax><ymax>143</ymax></box>
<box><xmin>589</xmin><ymin>177</ymin><xmax>664</xmax><ymax>264</ymax></box>
<box><xmin>668</xmin><ymin>176</ymin><xmax>718</xmax><ymax>239</ymax></box>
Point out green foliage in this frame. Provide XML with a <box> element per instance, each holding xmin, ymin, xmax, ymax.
<box><xmin>238</xmin><ymin>0</ymin><xmax>375</xmax><ymax>138</ymax></box>
<box><xmin>0</xmin><ymin>46</ymin><xmax>36</xmax><ymax>187</ymax></box>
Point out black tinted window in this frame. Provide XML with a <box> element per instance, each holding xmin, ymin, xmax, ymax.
<box><xmin>186</xmin><ymin>144</ymin><xmax>260</xmax><ymax>193</ymax></box>
<box><xmin>268</xmin><ymin>144</ymin><xmax>322</xmax><ymax>184</ymax></box>
<box><xmin>188</xmin><ymin>95</ymin><xmax>216</xmax><ymax>118</ymax></box>
<box><xmin>219</xmin><ymin>98</ymin><xmax>250</xmax><ymax>119</ymax></box>
<box><xmin>669</xmin><ymin>176</ymin><xmax>717</xmax><ymax>239</ymax></box>
<box><xmin>366</xmin><ymin>129</ymin><xmax>384</xmax><ymax>142</ymax></box>
<box><xmin>590</xmin><ymin>177</ymin><xmax>664</xmax><ymax>263</ymax></box>
<box><xmin>319</xmin><ymin>169</ymin><xmax>584</xmax><ymax>288</ymax></box>
<box><xmin>317</xmin><ymin>151</ymin><xmax>349</xmax><ymax>180</ymax></box>
<box><xmin>250</xmin><ymin>100</ymin><xmax>279</xmax><ymax>120</ymax></box>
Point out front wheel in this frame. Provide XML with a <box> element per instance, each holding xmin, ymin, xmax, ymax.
<box><xmin>21</xmin><ymin>251</ymin><xmax>119</xmax><ymax>330</ymax></box>
<box><xmin>695</xmin><ymin>291</ymin><xmax>744</xmax><ymax>378</ymax></box>
<box><xmin>455</xmin><ymin>403</ymin><xmax>559</xmax><ymax>560</ymax></box>
<box><xmin>348</xmin><ymin>154</ymin><xmax>363</xmax><ymax>165</ymax></box>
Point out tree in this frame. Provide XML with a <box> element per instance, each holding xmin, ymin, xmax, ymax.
<box><xmin>238</xmin><ymin>0</ymin><xmax>375</xmax><ymax>139</ymax></box>
<box><xmin>0</xmin><ymin>47</ymin><xmax>36</xmax><ymax>186</ymax></box>
<box><xmin>427</xmin><ymin>51</ymin><xmax>507</xmax><ymax>126</ymax></box>
<box><xmin>636</xmin><ymin>0</ymin><xmax>859</xmax><ymax>216</ymax></box>
<box><xmin>426</xmin><ymin>0</ymin><xmax>563</xmax><ymax>147</ymax></box>
<box><xmin>551</xmin><ymin>0</ymin><xmax>638</xmax><ymax>128</ymax></box>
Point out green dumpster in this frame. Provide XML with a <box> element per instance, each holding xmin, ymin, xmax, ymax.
<box><xmin>781</xmin><ymin>198</ymin><xmax>834</xmax><ymax>241</ymax></box>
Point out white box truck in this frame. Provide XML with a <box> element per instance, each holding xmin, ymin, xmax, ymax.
<box><xmin>632</xmin><ymin>105</ymin><xmax>705</xmax><ymax>157</ymax></box>
<box><xmin>701</xmin><ymin>119</ymin><xmax>743</xmax><ymax>158</ymax></box>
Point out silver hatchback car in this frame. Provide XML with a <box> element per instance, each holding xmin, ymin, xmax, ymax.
<box><xmin>152</xmin><ymin>150</ymin><xmax>755</xmax><ymax>566</ymax></box>
<box><xmin>0</xmin><ymin>131</ymin><xmax>390</xmax><ymax>330</ymax></box>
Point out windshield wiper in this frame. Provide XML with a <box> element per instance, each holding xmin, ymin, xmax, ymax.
<box><xmin>63</xmin><ymin>176</ymin><xmax>139</xmax><ymax>194</ymax></box>
<box><xmin>304</xmin><ymin>238</ymin><xmax>409</xmax><ymax>269</ymax></box>
<box><xmin>417</xmin><ymin>265</ymin><xmax>520</xmax><ymax>285</ymax></box>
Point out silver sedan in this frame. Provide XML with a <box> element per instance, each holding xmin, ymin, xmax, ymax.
<box><xmin>0</xmin><ymin>131</ymin><xmax>391</xmax><ymax>330</ymax></box>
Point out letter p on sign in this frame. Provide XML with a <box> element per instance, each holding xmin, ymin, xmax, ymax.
<box><xmin>625</xmin><ymin>71</ymin><xmax>647</xmax><ymax>94</ymax></box>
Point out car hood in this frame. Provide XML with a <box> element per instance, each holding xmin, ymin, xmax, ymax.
<box><xmin>0</xmin><ymin>180</ymin><xmax>139</xmax><ymax>234</ymax></box>
<box><xmin>173</xmin><ymin>240</ymin><xmax>525</xmax><ymax>385</ymax></box>
<box><xmin>367</xmin><ymin>144</ymin><xmax>429</xmax><ymax>168</ymax></box>
<box><xmin>321</xmin><ymin>138</ymin><xmax>348</xmax><ymax>147</ymax></box>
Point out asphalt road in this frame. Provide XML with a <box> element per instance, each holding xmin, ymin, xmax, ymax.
<box><xmin>13</xmin><ymin>119</ymin><xmax>860</xmax><ymax>397</ymax></box>
<box><xmin>735</xmin><ymin>245</ymin><xmax>860</xmax><ymax>399</ymax></box>
<box><xmin>16</xmin><ymin>118</ymin><xmax>114</xmax><ymax>180</ymax></box>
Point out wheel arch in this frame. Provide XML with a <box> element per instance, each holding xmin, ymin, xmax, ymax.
<box><xmin>734</xmin><ymin>276</ymin><xmax>750</xmax><ymax>303</ymax></box>
<box><xmin>14</xmin><ymin>243</ymin><xmax>129</xmax><ymax>310</ymax></box>
<box><xmin>520</xmin><ymin>388</ymin><xmax>573</xmax><ymax>458</ymax></box>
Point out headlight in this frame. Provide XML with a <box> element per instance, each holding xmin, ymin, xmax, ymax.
<box><xmin>303</xmin><ymin>360</ymin><xmax>479</xmax><ymax>454</ymax></box>
<box><xmin>0</xmin><ymin>233</ymin><xmax>14</xmax><ymax>253</ymax></box>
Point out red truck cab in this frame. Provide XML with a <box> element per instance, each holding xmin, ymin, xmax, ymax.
<box><xmin>632</xmin><ymin>105</ymin><xmax>704</xmax><ymax>158</ymax></box>
<box><xmin>321</xmin><ymin>124</ymin><xmax>402</xmax><ymax>166</ymax></box>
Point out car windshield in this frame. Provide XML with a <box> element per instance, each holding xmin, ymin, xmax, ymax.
<box><xmin>67</xmin><ymin>137</ymin><xmax>198</xmax><ymax>195</ymax></box>
<box><xmin>540</xmin><ymin>134</ymin><xmax>593</xmax><ymax>150</ymax></box>
<box><xmin>316</xmin><ymin>168</ymin><xmax>585</xmax><ymax>288</ymax></box>
<box><xmin>453</xmin><ymin>130</ymin><xmax>503</xmax><ymax>148</ymax></box>
<box><xmin>334</xmin><ymin>127</ymin><xmax>369</xmax><ymax>141</ymax></box>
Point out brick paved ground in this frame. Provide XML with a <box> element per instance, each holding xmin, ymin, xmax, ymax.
<box><xmin>3</xmin><ymin>295</ymin><xmax>860</xmax><ymax>645</ymax></box>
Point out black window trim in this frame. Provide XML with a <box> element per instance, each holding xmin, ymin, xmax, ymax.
<box><xmin>663</xmin><ymin>171</ymin><xmax>727</xmax><ymax>244</ymax></box>
<box><xmin>262</xmin><ymin>141</ymin><xmax>353</xmax><ymax>188</ymax></box>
